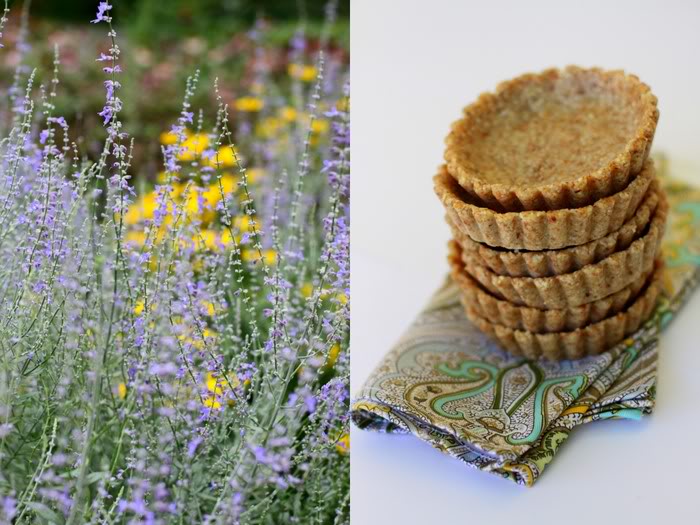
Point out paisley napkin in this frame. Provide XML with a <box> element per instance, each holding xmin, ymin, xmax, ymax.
<box><xmin>351</xmin><ymin>159</ymin><xmax>700</xmax><ymax>486</ymax></box>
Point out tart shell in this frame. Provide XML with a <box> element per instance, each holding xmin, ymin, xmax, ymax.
<box><xmin>450</xmin><ymin>180</ymin><xmax>662</xmax><ymax>277</ymax></box>
<box><xmin>458</xmin><ymin>194</ymin><xmax>666</xmax><ymax>309</ymax></box>
<box><xmin>463</xmin><ymin>261</ymin><xmax>664</xmax><ymax>361</ymax></box>
<box><xmin>444</xmin><ymin>66</ymin><xmax>659</xmax><ymax>211</ymax></box>
<box><xmin>448</xmin><ymin>241</ymin><xmax>652</xmax><ymax>333</ymax></box>
<box><xmin>434</xmin><ymin>159</ymin><xmax>655</xmax><ymax>251</ymax></box>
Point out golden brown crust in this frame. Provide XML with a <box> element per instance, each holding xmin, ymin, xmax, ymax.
<box><xmin>434</xmin><ymin>160</ymin><xmax>654</xmax><ymax>250</ymax></box>
<box><xmin>450</xmin><ymin>180</ymin><xmax>661</xmax><ymax>277</ymax></box>
<box><xmin>457</xmin><ymin>194</ymin><xmax>666</xmax><ymax>309</ymax></box>
<box><xmin>444</xmin><ymin>66</ymin><xmax>659</xmax><ymax>211</ymax></box>
<box><xmin>463</xmin><ymin>261</ymin><xmax>664</xmax><ymax>361</ymax></box>
<box><xmin>448</xmin><ymin>241</ymin><xmax>651</xmax><ymax>333</ymax></box>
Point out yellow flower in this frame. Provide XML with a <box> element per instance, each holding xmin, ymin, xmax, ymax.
<box><xmin>216</xmin><ymin>173</ymin><xmax>239</xmax><ymax>194</ymax></box>
<box><xmin>203</xmin><ymin>371</ymin><xmax>241</xmax><ymax>409</ymax></box>
<box><xmin>184</xmin><ymin>192</ymin><xmax>202</xmax><ymax>217</ymax></box>
<box><xmin>206</xmin><ymin>372</ymin><xmax>224</xmax><ymax>396</ymax></box>
<box><xmin>203</xmin><ymin>397</ymin><xmax>221</xmax><ymax>410</ymax></box>
<box><xmin>279</xmin><ymin>106</ymin><xmax>297</xmax><ymax>122</ymax></box>
<box><xmin>179</xmin><ymin>328</ymin><xmax>217</xmax><ymax>350</ymax></box>
<box><xmin>257</xmin><ymin>117</ymin><xmax>281</xmax><ymax>138</ymax></box>
<box><xmin>337</xmin><ymin>292</ymin><xmax>348</xmax><ymax>305</ymax></box>
<box><xmin>336</xmin><ymin>97</ymin><xmax>349</xmax><ymax>112</ymax></box>
<box><xmin>209</xmin><ymin>145</ymin><xmax>238</xmax><ymax>168</ymax></box>
<box><xmin>301</xmin><ymin>282</ymin><xmax>313</xmax><ymax>298</ymax></box>
<box><xmin>305</xmin><ymin>287</ymin><xmax>333</xmax><ymax>300</ymax></box>
<box><xmin>262</xmin><ymin>250</ymin><xmax>277</xmax><ymax>265</ymax></box>
<box><xmin>206</xmin><ymin>175</ymin><xmax>238</xmax><ymax>205</ymax></box>
<box><xmin>309</xmin><ymin>288</ymin><xmax>331</xmax><ymax>299</ymax></box>
<box><xmin>124</xmin><ymin>230</ymin><xmax>147</xmax><ymax>247</ymax></box>
<box><xmin>206</xmin><ymin>371</ymin><xmax>240</xmax><ymax>395</ymax></box>
<box><xmin>134</xmin><ymin>300</ymin><xmax>145</xmax><ymax>315</ymax></box>
<box><xmin>335</xmin><ymin>433</ymin><xmax>349</xmax><ymax>455</ymax></box>
<box><xmin>159</xmin><ymin>128</ymin><xmax>190</xmax><ymax>145</ymax></box>
<box><xmin>156</xmin><ymin>173</ymin><xmax>185</xmax><ymax>193</ymax></box>
<box><xmin>177</xmin><ymin>133</ymin><xmax>210</xmax><ymax>162</ymax></box>
<box><xmin>220</xmin><ymin>228</ymin><xmax>240</xmax><ymax>247</ymax></box>
<box><xmin>241</xmin><ymin>249</ymin><xmax>277</xmax><ymax>265</ymax></box>
<box><xmin>184</xmin><ymin>188</ymin><xmax>215</xmax><ymax>223</ymax></box>
<box><xmin>175</xmin><ymin>328</ymin><xmax>218</xmax><ymax>342</ymax></box>
<box><xmin>192</xmin><ymin>229</ymin><xmax>219</xmax><ymax>251</ymax></box>
<box><xmin>170</xmin><ymin>182</ymin><xmax>185</xmax><ymax>199</ymax></box>
<box><xmin>326</xmin><ymin>344</ymin><xmax>341</xmax><ymax>368</ymax></box>
<box><xmin>202</xmin><ymin>301</ymin><xmax>216</xmax><ymax>317</ymax></box>
<box><xmin>233</xmin><ymin>215</ymin><xmax>256</xmax><ymax>231</ymax></box>
<box><xmin>150</xmin><ymin>224</ymin><xmax>169</xmax><ymax>245</ymax></box>
<box><xmin>288</xmin><ymin>63</ymin><xmax>317</xmax><ymax>82</ymax></box>
<box><xmin>311</xmin><ymin>119</ymin><xmax>329</xmax><ymax>134</ymax></box>
<box><xmin>124</xmin><ymin>192</ymin><xmax>158</xmax><ymax>225</ymax></box>
<box><xmin>234</xmin><ymin>96</ymin><xmax>264</xmax><ymax>112</ymax></box>
<box><xmin>117</xmin><ymin>382</ymin><xmax>127</xmax><ymax>400</ymax></box>
<box><xmin>319</xmin><ymin>344</ymin><xmax>342</xmax><ymax>372</ymax></box>
<box><xmin>245</xmin><ymin>168</ymin><xmax>264</xmax><ymax>184</ymax></box>
<box><xmin>192</xmin><ymin>259</ymin><xmax>204</xmax><ymax>273</ymax></box>
<box><xmin>202</xmin><ymin>185</ymin><xmax>222</xmax><ymax>208</ymax></box>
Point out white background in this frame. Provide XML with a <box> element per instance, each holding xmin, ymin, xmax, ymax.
<box><xmin>350</xmin><ymin>1</ymin><xmax>700</xmax><ymax>523</ymax></box>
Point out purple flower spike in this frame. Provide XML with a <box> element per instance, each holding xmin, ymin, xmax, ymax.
<box><xmin>91</xmin><ymin>2</ymin><xmax>112</xmax><ymax>24</ymax></box>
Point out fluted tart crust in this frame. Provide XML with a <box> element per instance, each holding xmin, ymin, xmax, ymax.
<box><xmin>463</xmin><ymin>261</ymin><xmax>664</xmax><ymax>361</ymax></box>
<box><xmin>450</xmin><ymin>179</ymin><xmax>662</xmax><ymax>277</ymax></box>
<box><xmin>456</xmin><ymin>192</ymin><xmax>666</xmax><ymax>309</ymax></box>
<box><xmin>434</xmin><ymin>159</ymin><xmax>654</xmax><ymax>250</ymax></box>
<box><xmin>448</xmin><ymin>240</ymin><xmax>652</xmax><ymax>333</ymax></box>
<box><xmin>444</xmin><ymin>66</ymin><xmax>659</xmax><ymax>212</ymax></box>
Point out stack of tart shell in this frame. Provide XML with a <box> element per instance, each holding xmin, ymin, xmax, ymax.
<box><xmin>434</xmin><ymin>66</ymin><xmax>666</xmax><ymax>361</ymax></box>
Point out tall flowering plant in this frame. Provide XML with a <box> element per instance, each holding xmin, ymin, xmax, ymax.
<box><xmin>0</xmin><ymin>2</ymin><xmax>349</xmax><ymax>523</ymax></box>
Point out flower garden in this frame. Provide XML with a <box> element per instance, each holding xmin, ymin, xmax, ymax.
<box><xmin>0</xmin><ymin>1</ymin><xmax>349</xmax><ymax>523</ymax></box>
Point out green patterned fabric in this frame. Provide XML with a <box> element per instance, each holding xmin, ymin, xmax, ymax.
<box><xmin>352</xmin><ymin>163</ymin><xmax>700</xmax><ymax>486</ymax></box>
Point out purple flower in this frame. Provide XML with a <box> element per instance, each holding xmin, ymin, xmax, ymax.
<box><xmin>304</xmin><ymin>394</ymin><xmax>317</xmax><ymax>414</ymax></box>
<box><xmin>98</xmin><ymin>105</ymin><xmax>113</xmax><ymax>125</ymax></box>
<box><xmin>91</xmin><ymin>2</ymin><xmax>112</xmax><ymax>24</ymax></box>
<box><xmin>252</xmin><ymin>446</ymin><xmax>267</xmax><ymax>463</ymax></box>
<box><xmin>149</xmin><ymin>362</ymin><xmax>178</xmax><ymax>376</ymax></box>
<box><xmin>0</xmin><ymin>423</ymin><xmax>13</xmax><ymax>438</ymax></box>
<box><xmin>187</xmin><ymin>436</ymin><xmax>204</xmax><ymax>458</ymax></box>
<box><xmin>104</xmin><ymin>80</ymin><xmax>120</xmax><ymax>100</ymax></box>
<box><xmin>1</xmin><ymin>496</ymin><xmax>17</xmax><ymax>521</ymax></box>
<box><xmin>48</xmin><ymin>116</ymin><xmax>68</xmax><ymax>128</ymax></box>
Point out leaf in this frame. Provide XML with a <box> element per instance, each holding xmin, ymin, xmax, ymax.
<box><xmin>26</xmin><ymin>502</ymin><xmax>65</xmax><ymax>525</ymax></box>
<box><xmin>86</xmin><ymin>470</ymin><xmax>109</xmax><ymax>485</ymax></box>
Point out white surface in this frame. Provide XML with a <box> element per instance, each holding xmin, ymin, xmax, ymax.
<box><xmin>350</xmin><ymin>0</ymin><xmax>700</xmax><ymax>523</ymax></box>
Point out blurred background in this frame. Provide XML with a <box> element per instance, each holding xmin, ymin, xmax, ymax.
<box><xmin>0</xmin><ymin>0</ymin><xmax>349</xmax><ymax>183</ymax></box>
